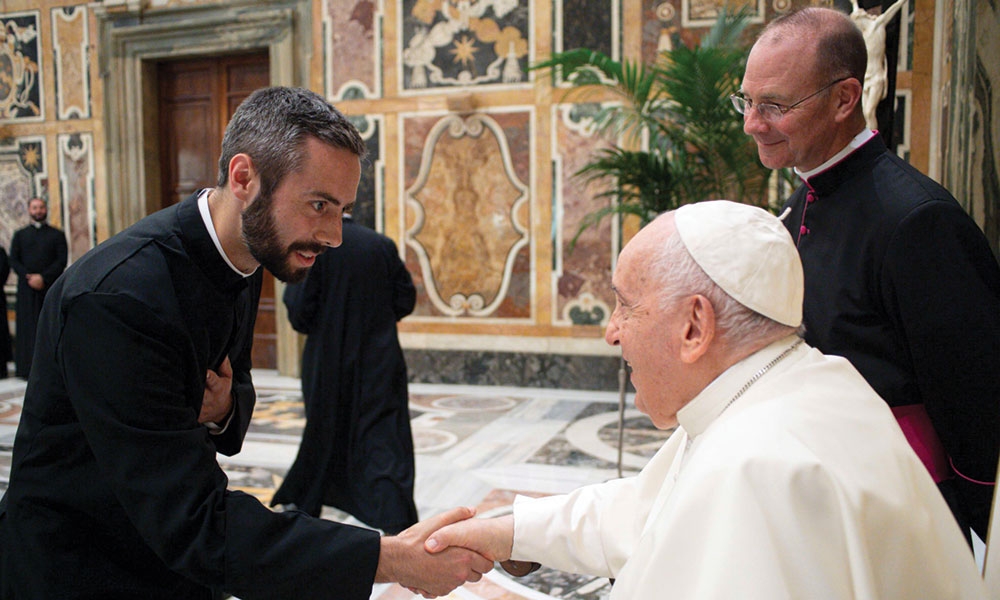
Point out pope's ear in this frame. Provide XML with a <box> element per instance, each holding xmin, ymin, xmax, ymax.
<box><xmin>227</xmin><ymin>153</ymin><xmax>258</xmax><ymax>206</ymax></box>
<box><xmin>679</xmin><ymin>295</ymin><xmax>715</xmax><ymax>364</ymax></box>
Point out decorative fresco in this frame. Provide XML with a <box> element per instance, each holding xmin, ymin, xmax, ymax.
<box><xmin>348</xmin><ymin>114</ymin><xmax>383</xmax><ymax>230</ymax></box>
<box><xmin>400</xmin><ymin>0</ymin><xmax>531</xmax><ymax>91</ymax></box>
<box><xmin>52</xmin><ymin>5</ymin><xmax>91</xmax><ymax>120</ymax></box>
<box><xmin>0</xmin><ymin>137</ymin><xmax>47</xmax><ymax>255</ymax></box>
<box><xmin>552</xmin><ymin>104</ymin><xmax>615</xmax><ymax>327</ymax></box>
<box><xmin>58</xmin><ymin>133</ymin><xmax>95</xmax><ymax>263</ymax></box>
<box><xmin>403</xmin><ymin>110</ymin><xmax>532</xmax><ymax>319</ymax></box>
<box><xmin>0</xmin><ymin>11</ymin><xmax>43</xmax><ymax>122</ymax></box>
<box><xmin>325</xmin><ymin>0</ymin><xmax>382</xmax><ymax>100</ymax></box>
<box><xmin>681</xmin><ymin>0</ymin><xmax>764</xmax><ymax>27</ymax></box>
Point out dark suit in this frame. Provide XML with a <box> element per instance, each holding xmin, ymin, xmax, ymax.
<box><xmin>272</xmin><ymin>218</ymin><xmax>418</xmax><ymax>534</ymax></box>
<box><xmin>9</xmin><ymin>220</ymin><xmax>67</xmax><ymax>378</ymax></box>
<box><xmin>0</xmin><ymin>194</ymin><xmax>379</xmax><ymax>599</ymax></box>
<box><xmin>782</xmin><ymin>135</ymin><xmax>1000</xmax><ymax>539</ymax></box>
<box><xmin>0</xmin><ymin>248</ymin><xmax>10</xmax><ymax>378</ymax></box>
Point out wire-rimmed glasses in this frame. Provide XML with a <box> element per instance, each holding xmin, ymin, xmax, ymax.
<box><xmin>730</xmin><ymin>77</ymin><xmax>850</xmax><ymax>122</ymax></box>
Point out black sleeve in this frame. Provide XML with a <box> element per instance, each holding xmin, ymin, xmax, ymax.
<box><xmin>882</xmin><ymin>201</ymin><xmax>1000</xmax><ymax>485</ymax></box>
<box><xmin>59</xmin><ymin>291</ymin><xmax>380</xmax><ymax>599</ymax></box>
<box><xmin>384</xmin><ymin>237</ymin><xmax>416</xmax><ymax>321</ymax></box>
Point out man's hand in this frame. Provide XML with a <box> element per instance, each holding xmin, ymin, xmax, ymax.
<box><xmin>200</xmin><ymin>357</ymin><xmax>234</xmax><ymax>424</ymax></box>
<box><xmin>376</xmin><ymin>507</ymin><xmax>493</xmax><ymax>598</ymax></box>
<box><xmin>425</xmin><ymin>513</ymin><xmax>515</xmax><ymax>563</ymax></box>
<box><xmin>26</xmin><ymin>273</ymin><xmax>44</xmax><ymax>291</ymax></box>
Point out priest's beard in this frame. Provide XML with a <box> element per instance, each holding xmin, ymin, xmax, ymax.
<box><xmin>242</xmin><ymin>191</ymin><xmax>324</xmax><ymax>284</ymax></box>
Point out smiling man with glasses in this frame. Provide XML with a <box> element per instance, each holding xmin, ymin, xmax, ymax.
<box><xmin>739</xmin><ymin>7</ymin><xmax>1000</xmax><ymax>547</ymax></box>
<box><xmin>730</xmin><ymin>76</ymin><xmax>850</xmax><ymax>124</ymax></box>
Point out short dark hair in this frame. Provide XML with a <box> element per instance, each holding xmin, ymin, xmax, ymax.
<box><xmin>216</xmin><ymin>86</ymin><xmax>367</xmax><ymax>198</ymax></box>
<box><xmin>761</xmin><ymin>8</ymin><xmax>867</xmax><ymax>86</ymax></box>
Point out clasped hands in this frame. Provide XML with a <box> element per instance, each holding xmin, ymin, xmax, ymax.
<box><xmin>380</xmin><ymin>508</ymin><xmax>530</xmax><ymax>598</ymax></box>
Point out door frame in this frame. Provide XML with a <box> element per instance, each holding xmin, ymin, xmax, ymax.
<box><xmin>96</xmin><ymin>0</ymin><xmax>311</xmax><ymax>376</ymax></box>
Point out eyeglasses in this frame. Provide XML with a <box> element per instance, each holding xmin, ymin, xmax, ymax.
<box><xmin>730</xmin><ymin>77</ymin><xmax>850</xmax><ymax>122</ymax></box>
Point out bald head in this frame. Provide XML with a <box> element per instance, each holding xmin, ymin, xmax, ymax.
<box><xmin>759</xmin><ymin>8</ymin><xmax>867</xmax><ymax>92</ymax></box>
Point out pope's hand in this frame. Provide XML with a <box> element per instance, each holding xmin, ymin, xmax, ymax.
<box><xmin>425</xmin><ymin>513</ymin><xmax>515</xmax><ymax>563</ymax></box>
<box><xmin>377</xmin><ymin>507</ymin><xmax>493</xmax><ymax>598</ymax></box>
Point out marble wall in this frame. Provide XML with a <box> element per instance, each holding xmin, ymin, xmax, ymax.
<box><xmin>1</xmin><ymin>4</ymin><xmax>95</xmax><ymax>293</ymax></box>
<box><xmin>2</xmin><ymin>0</ymin><xmax>994</xmax><ymax>388</ymax></box>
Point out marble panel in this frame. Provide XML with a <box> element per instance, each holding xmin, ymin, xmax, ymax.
<box><xmin>642</xmin><ymin>0</ymin><xmax>676</xmax><ymax>64</ymax></box>
<box><xmin>325</xmin><ymin>0</ymin><xmax>381</xmax><ymax>99</ymax></box>
<box><xmin>681</xmin><ymin>0</ymin><xmax>764</xmax><ymax>27</ymax></box>
<box><xmin>892</xmin><ymin>89</ymin><xmax>911</xmax><ymax>162</ymax></box>
<box><xmin>51</xmin><ymin>5</ymin><xmax>91</xmax><ymax>120</ymax></box>
<box><xmin>403</xmin><ymin>348</ymin><xmax>629</xmax><ymax>390</ymax></box>
<box><xmin>642</xmin><ymin>0</ymin><xmax>835</xmax><ymax>65</ymax></box>
<box><xmin>0</xmin><ymin>137</ymin><xmax>48</xmax><ymax>255</ymax></box>
<box><xmin>349</xmin><ymin>114</ymin><xmax>383</xmax><ymax>230</ymax></box>
<box><xmin>0</xmin><ymin>10</ymin><xmax>43</xmax><ymax>121</ymax></box>
<box><xmin>403</xmin><ymin>111</ymin><xmax>532</xmax><ymax>319</ymax></box>
<box><xmin>400</xmin><ymin>0</ymin><xmax>531</xmax><ymax>91</ymax></box>
<box><xmin>558</xmin><ymin>0</ymin><xmax>615</xmax><ymax>57</ymax></box>
<box><xmin>552</xmin><ymin>104</ymin><xmax>616</xmax><ymax>327</ymax></box>
<box><xmin>58</xmin><ymin>132</ymin><xmax>95</xmax><ymax>263</ymax></box>
<box><xmin>974</xmin><ymin>2</ymin><xmax>1000</xmax><ymax>256</ymax></box>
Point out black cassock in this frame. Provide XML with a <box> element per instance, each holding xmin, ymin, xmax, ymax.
<box><xmin>782</xmin><ymin>134</ymin><xmax>1000</xmax><ymax>540</ymax></box>
<box><xmin>0</xmin><ymin>248</ymin><xmax>11</xmax><ymax>377</ymax></box>
<box><xmin>0</xmin><ymin>194</ymin><xmax>380</xmax><ymax>599</ymax></box>
<box><xmin>272</xmin><ymin>218</ymin><xmax>418</xmax><ymax>534</ymax></box>
<box><xmin>9</xmin><ymin>221</ymin><xmax>67</xmax><ymax>378</ymax></box>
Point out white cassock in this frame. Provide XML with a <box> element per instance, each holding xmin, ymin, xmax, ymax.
<box><xmin>512</xmin><ymin>335</ymin><xmax>987</xmax><ymax>599</ymax></box>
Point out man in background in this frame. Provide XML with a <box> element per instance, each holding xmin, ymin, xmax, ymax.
<box><xmin>9</xmin><ymin>196</ymin><xmax>67</xmax><ymax>379</ymax></box>
<box><xmin>272</xmin><ymin>214</ymin><xmax>419</xmax><ymax>535</ymax></box>
<box><xmin>735</xmin><ymin>6</ymin><xmax>1000</xmax><ymax>539</ymax></box>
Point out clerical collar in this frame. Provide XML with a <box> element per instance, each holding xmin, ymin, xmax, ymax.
<box><xmin>31</xmin><ymin>221</ymin><xmax>43</xmax><ymax>229</ymax></box>
<box><xmin>677</xmin><ymin>335</ymin><xmax>806</xmax><ymax>438</ymax></box>
<box><xmin>796</xmin><ymin>129</ymin><xmax>876</xmax><ymax>182</ymax></box>
<box><xmin>197</xmin><ymin>189</ymin><xmax>256</xmax><ymax>278</ymax></box>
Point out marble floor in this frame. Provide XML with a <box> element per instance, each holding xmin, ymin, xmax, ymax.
<box><xmin>0</xmin><ymin>370</ymin><xmax>669</xmax><ymax>599</ymax></box>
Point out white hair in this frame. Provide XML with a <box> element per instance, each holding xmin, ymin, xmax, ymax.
<box><xmin>649</xmin><ymin>225</ymin><xmax>797</xmax><ymax>349</ymax></box>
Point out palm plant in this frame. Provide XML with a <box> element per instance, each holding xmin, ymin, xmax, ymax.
<box><xmin>535</xmin><ymin>9</ymin><xmax>771</xmax><ymax>240</ymax></box>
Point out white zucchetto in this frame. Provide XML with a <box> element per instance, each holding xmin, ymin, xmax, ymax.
<box><xmin>674</xmin><ymin>200</ymin><xmax>803</xmax><ymax>327</ymax></box>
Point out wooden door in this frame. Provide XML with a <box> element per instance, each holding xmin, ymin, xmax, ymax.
<box><xmin>157</xmin><ymin>53</ymin><xmax>279</xmax><ymax>370</ymax></box>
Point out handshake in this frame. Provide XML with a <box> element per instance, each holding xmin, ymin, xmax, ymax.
<box><xmin>375</xmin><ymin>506</ymin><xmax>536</xmax><ymax>598</ymax></box>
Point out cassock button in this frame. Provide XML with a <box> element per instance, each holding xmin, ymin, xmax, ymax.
<box><xmin>800</xmin><ymin>225</ymin><xmax>810</xmax><ymax>236</ymax></box>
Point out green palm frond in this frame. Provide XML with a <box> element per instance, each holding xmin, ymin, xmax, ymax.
<box><xmin>535</xmin><ymin>8</ymin><xmax>775</xmax><ymax>248</ymax></box>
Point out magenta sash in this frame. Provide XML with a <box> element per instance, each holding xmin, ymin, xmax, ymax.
<box><xmin>892</xmin><ymin>404</ymin><xmax>952</xmax><ymax>483</ymax></box>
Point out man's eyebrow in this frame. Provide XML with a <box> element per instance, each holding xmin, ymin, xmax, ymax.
<box><xmin>308</xmin><ymin>190</ymin><xmax>344</xmax><ymax>206</ymax></box>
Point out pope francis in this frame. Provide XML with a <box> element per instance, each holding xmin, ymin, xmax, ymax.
<box><xmin>423</xmin><ymin>200</ymin><xmax>987</xmax><ymax>599</ymax></box>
